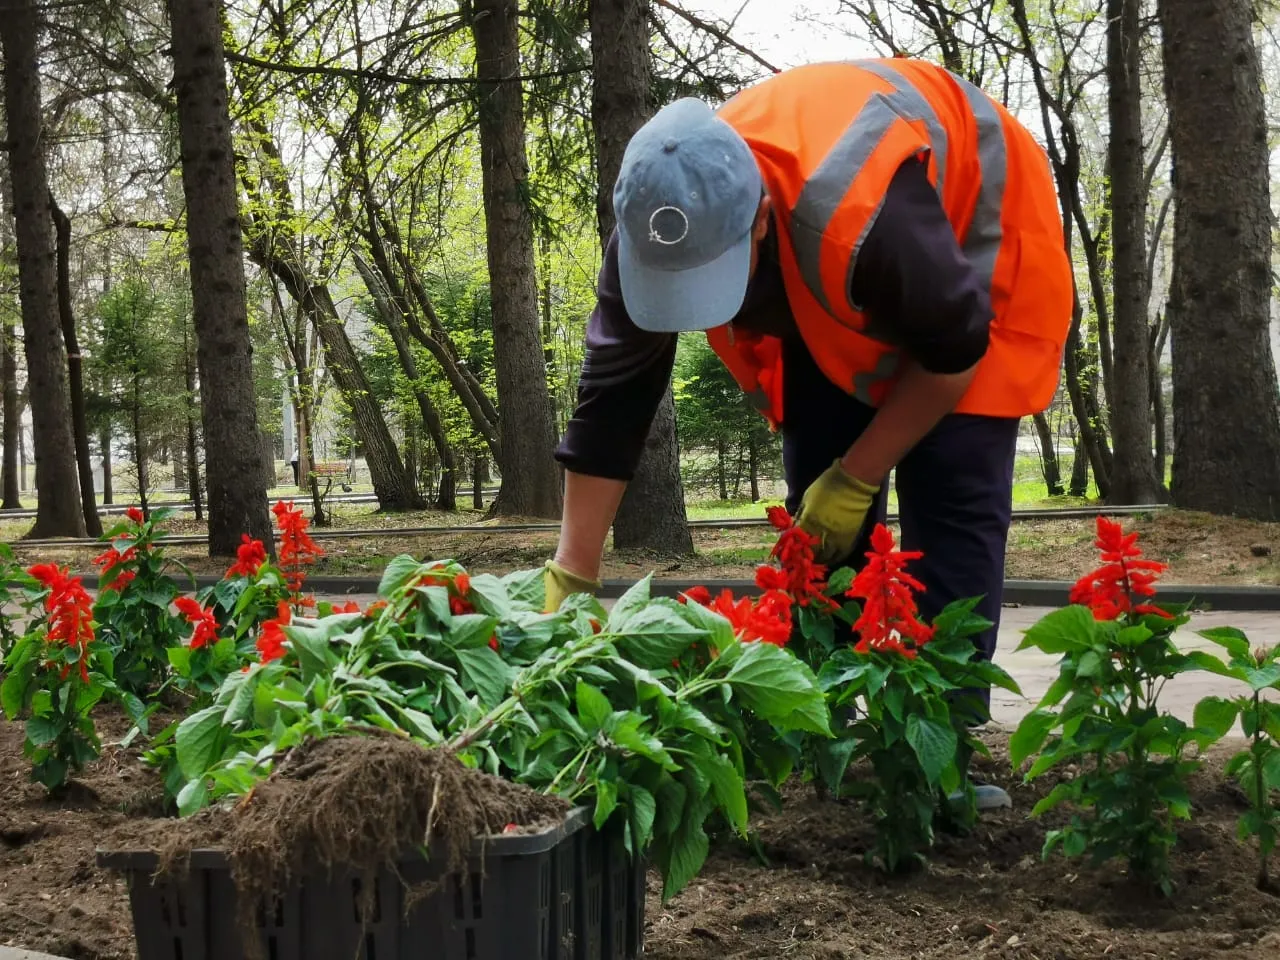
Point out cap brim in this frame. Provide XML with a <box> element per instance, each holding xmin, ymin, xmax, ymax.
<box><xmin>617</xmin><ymin>229</ymin><xmax>753</xmax><ymax>334</ymax></box>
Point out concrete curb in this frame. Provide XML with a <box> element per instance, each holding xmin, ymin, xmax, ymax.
<box><xmin>0</xmin><ymin>948</ymin><xmax>75</xmax><ymax>960</ymax></box>
<box><xmin>185</xmin><ymin>574</ymin><xmax>1280</xmax><ymax>611</ymax></box>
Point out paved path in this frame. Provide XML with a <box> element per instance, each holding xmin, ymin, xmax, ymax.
<box><xmin>319</xmin><ymin>594</ymin><xmax>1278</xmax><ymax>728</ymax></box>
<box><xmin>0</xmin><ymin>949</ymin><xmax>74</xmax><ymax>960</ymax></box>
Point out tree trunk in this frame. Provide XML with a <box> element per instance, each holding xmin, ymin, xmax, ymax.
<box><xmin>0</xmin><ymin>148</ymin><xmax>21</xmax><ymax>510</ymax></box>
<box><xmin>354</xmin><ymin>251</ymin><xmax>457</xmax><ymax>511</ymax></box>
<box><xmin>717</xmin><ymin>439</ymin><xmax>728</xmax><ymax>502</ymax></box>
<box><xmin>1105</xmin><ymin>0</ymin><xmax>1160</xmax><ymax>504</ymax></box>
<box><xmin>50</xmin><ymin>195</ymin><xmax>102</xmax><ymax>536</ymax></box>
<box><xmin>99</xmin><ymin>427</ymin><xmax>113</xmax><ymax>506</ymax></box>
<box><xmin>1069</xmin><ymin>433</ymin><xmax>1090</xmax><ymax>498</ymax></box>
<box><xmin>1158</xmin><ymin>0</ymin><xmax>1280</xmax><ymax>520</ymax></box>
<box><xmin>2</xmin><ymin>306</ymin><xmax>20</xmax><ymax>510</ymax></box>
<box><xmin>0</xmin><ymin>0</ymin><xmax>87</xmax><ymax>539</ymax></box>
<box><xmin>748</xmin><ymin>431</ymin><xmax>760</xmax><ymax>502</ymax></box>
<box><xmin>18</xmin><ymin>418</ymin><xmax>26</xmax><ymax>494</ymax></box>
<box><xmin>473</xmin><ymin>455</ymin><xmax>489</xmax><ymax>510</ymax></box>
<box><xmin>589</xmin><ymin>0</ymin><xmax>693</xmax><ymax>554</ymax></box>
<box><xmin>469</xmin><ymin>0</ymin><xmax>562</xmax><ymax>519</ymax></box>
<box><xmin>1149</xmin><ymin>311</ymin><xmax>1170</xmax><ymax>488</ymax></box>
<box><xmin>181</xmin><ymin>321</ymin><xmax>203</xmax><ymax>519</ymax></box>
<box><xmin>166</xmin><ymin>0</ymin><xmax>273</xmax><ymax>555</ymax></box>
<box><xmin>1032</xmin><ymin>411</ymin><xmax>1064</xmax><ymax>497</ymax></box>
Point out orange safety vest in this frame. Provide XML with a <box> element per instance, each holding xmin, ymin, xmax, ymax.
<box><xmin>706</xmin><ymin>59</ymin><xmax>1072</xmax><ymax>429</ymax></box>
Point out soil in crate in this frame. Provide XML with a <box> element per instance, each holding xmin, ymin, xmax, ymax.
<box><xmin>110</xmin><ymin>732</ymin><xmax>571</xmax><ymax>945</ymax></box>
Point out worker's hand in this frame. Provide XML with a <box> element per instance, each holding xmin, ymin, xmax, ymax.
<box><xmin>793</xmin><ymin>459</ymin><xmax>880</xmax><ymax>565</ymax></box>
<box><xmin>543</xmin><ymin>559</ymin><xmax>601</xmax><ymax>613</ymax></box>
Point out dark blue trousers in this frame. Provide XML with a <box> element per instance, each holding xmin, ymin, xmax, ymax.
<box><xmin>780</xmin><ymin>336</ymin><xmax>1019</xmax><ymax>720</ymax></box>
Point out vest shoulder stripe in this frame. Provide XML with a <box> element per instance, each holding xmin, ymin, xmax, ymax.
<box><xmin>953</xmin><ymin>74</ymin><xmax>1007</xmax><ymax>290</ymax></box>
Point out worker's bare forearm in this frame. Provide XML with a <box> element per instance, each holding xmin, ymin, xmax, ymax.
<box><xmin>840</xmin><ymin>360</ymin><xmax>978</xmax><ymax>485</ymax></box>
<box><xmin>554</xmin><ymin>470</ymin><xmax>628</xmax><ymax>581</ymax></box>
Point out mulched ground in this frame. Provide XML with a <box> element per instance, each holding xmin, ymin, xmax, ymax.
<box><xmin>6</xmin><ymin>509</ymin><xmax>1278</xmax><ymax>588</ymax></box>
<box><xmin>1</xmin><ymin>709</ymin><xmax>1278</xmax><ymax>959</ymax></box>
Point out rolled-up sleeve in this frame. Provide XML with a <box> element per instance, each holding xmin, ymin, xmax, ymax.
<box><xmin>554</xmin><ymin>231</ymin><xmax>676</xmax><ymax>480</ymax></box>
<box><xmin>851</xmin><ymin>158</ymin><xmax>993</xmax><ymax>375</ymax></box>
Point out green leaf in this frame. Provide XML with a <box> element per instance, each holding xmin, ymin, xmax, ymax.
<box><xmin>1192</xmin><ymin>696</ymin><xmax>1240</xmax><ymax>742</ymax></box>
<box><xmin>379</xmin><ymin>555</ymin><xmax>424</xmax><ymax>597</ymax></box>
<box><xmin>905</xmin><ymin>715</ymin><xmax>957</xmax><ymax>787</ymax></box>
<box><xmin>629</xmin><ymin>785</ymin><xmax>657</xmax><ymax>852</ymax></box>
<box><xmin>576</xmin><ymin>681</ymin><xmax>612</xmax><ymax>731</ymax></box>
<box><xmin>1017</xmin><ymin>606</ymin><xmax>1095</xmax><ymax>654</ymax></box>
<box><xmin>467</xmin><ymin>574</ymin><xmax>513</xmax><ymax>618</ymax></box>
<box><xmin>609</xmin><ymin>717</ymin><xmax>678</xmax><ymax>770</ymax></box>
<box><xmin>175</xmin><ymin>706</ymin><xmax>225</xmax><ymax>780</ymax></box>
<box><xmin>1</xmin><ymin>668</ymin><xmax>29</xmax><ymax>719</ymax></box>
<box><xmin>455</xmin><ymin>647</ymin><xmax>514</xmax><ymax>706</ymax></box>
<box><xmin>448</xmin><ymin>613</ymin><xmax>501</xmax><ymax>650</ymax></box>
<box><xmin>703</xmin><ymin>752</ymin><xmax>748</xmax><ymax>834</ymax></box>
<box><xmin>1244</xmin><ymin>663</ymin><xmax>1280</xmax><ymax>693</ymax></box>
<box><xmin>1115</xmin><ymin>624</ymin><xmax>1154</xmax><ymax>648</ymax></box>
<box><xmin>167</xmin><ymin>645</ymin><xmax>193</xmax><ymax>675</ymax></box>
<box><xmin>25</xmin><ymin>716</ymin><xmax>60</xmax><ymax>748</ymax></box>
<box><xmin>500</xmin><ymin>567</ymin><xmax>545</xmax><ymax>608</ymax></box>
<box><xmin>607</xmin><ymin>575</ymin><xmax>652</xmax><ymax>629</ymax></box>
<box><xmin>176</xmin><ymin>777</ymin><xmax>209</xmax><ymax>817</ymax></box>
<box><xmin>286</xmin><ymin>623</ymin><xmax>334</xmax><ymax>681</ymax></box>
<box><xmin>1198</xmin><ymin>626</ymin><xmax>1252</xmax><ymax>660</ymax></box>
<box><xmin>663</xmin><ymin>817</ymin><xmax>709</xmax><ymax>900</ymax></box>
<box><xmin>815</xmin><ymin>735</ymin><xmax>859</xmax><ymax>795</ymax></box>
<box><xmin>593</xmin><ymin>778</ymin><xmax>619</xmax><ymax>829</ymax></box>
<box><xmin>674</xmin><ymin>597</ymin><xmax>735</xmax><ymax>653</ymax></box>
<box><xmin>1075</xmin><ymin>650</ymin><xmax>1102</xmax><ymax>678</ymax></box>
<box><xmin>1184</xmin><ymin>650</ymin><xmax>1241</xmax><ymax>680</ymax></box>
<box><xmin>1010</xmin><ymin>709</ymin><xmax>1059</xmax><ymax>769</ymax></box>
<box><xmin>612</xmin><ymin>601</ymin><xmax>706</xmax><ymax>668</ymax></box>
<box><xmin>724</xmin><ymin>642</ymin><xmax>831</xmax><ymax>735</ymax></box>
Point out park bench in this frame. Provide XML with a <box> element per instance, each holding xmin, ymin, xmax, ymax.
<box><xmin>310</xmin><ymin>460</ymin><xmax>353</xmax><ymax>492</ymax></box>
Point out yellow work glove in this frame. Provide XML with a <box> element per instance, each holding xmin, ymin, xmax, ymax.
<box><xmin>543</xmin><ymin>560</ymin><xmax>601</xmax><ymax>613</ymax></box>
<box><xmin>793</xmin><ymin>459</ymin><xmax>880</xmax><ymax>565</ymax></box>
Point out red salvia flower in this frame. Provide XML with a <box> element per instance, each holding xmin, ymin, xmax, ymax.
<box><xmin>1069</xmin><ymin>516</ymin><xmax>1171</xmax><ymax>621</ymax></box>
<box><xmin>455</xmin><ymin>572</ymin><xmax>471</xmax><ymax>595</ymax></box>
<box><xmin>126</xmin><ymin>507</ymin><xmax>145</xmax><ymax>524</ymax></box>
<box><xmin>29</xmin><ymin>563</ymin><xmax>95</xmax><ymax>682</ymax></box>
<box><xmin>335</xmin><ymin>600</ymin><xmax>361</xmax><ymax>614</ymax></box>
<box><xmin>174</xmin><ymin>596</ymin><xmax>219</xmax><ymax>650</ymax></box>
<box><xmin>225</xmin><ymin>535</ymin><xmax>267</xmax><ymax>580</ymax></box>
<box><xmin>271</xmin><ymin>501</ymin><xmax>323</xmax><ymax>599</ymax></box>
<box><xmin>756</xmin><ymin>507</ymin><xmax>837</xmax><ymax>612</ymax></box>
<box><xmin>94</xmin><ymin>536</ymin><xmax>138</xmax><ymax>592</ymax></box>
<box><xmin>678</xmin><ymin>585</ymin><xmax>711</xmax><ymax>606</ymax></box>
<box><xmin>846</xmin><ymin>524</ymin><xmax>933</xmax><ymax>659</ymax></box>
<box><xmin>696</xmin><ymin>587</ymin><xmax>794</xmax><ymax>646</ymax></box>
<box><xmin>256</xmin><ymin>600</ymin><xmax>293</xmax><ymax>663</ymax></box>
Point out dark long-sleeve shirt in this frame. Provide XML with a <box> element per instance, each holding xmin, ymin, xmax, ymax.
<box><xmin>554</xmin><ymin>157</ymin><xmax>993</xmax><ymax>481</ymax></box>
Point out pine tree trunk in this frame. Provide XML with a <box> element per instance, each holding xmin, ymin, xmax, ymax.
<box><xmin>2</xmin><ymin>283</ymin><xmax>21</xmax><ymax>510</ymax></box>
<box><xmin>0</xmin><ymin>0</ymin><xmax>87</xmax><ymax>538</ymax></box>
<box><xmin>50</xmin><ymin>195</ymin><xmax>102</xmax><ymax>536</ymax></box>
<box><xmin>1069</xmin><ymin>435</ymin><xmax>1090</xmax><ymax>498</ymax></box>
<box><xmin>100</xmin><ymin>427</ymin><xmax>113</xmax><ymax>505</ymax></box>
<box><xmin>1032</xmin><ymin>411</ymin><xmax>1064</xmax><ymax>496</ymax></box>
<box><xmin>589</xmin><ymin>0</ymin><xmax>693</xmax><ymax>554</ymax></box>
<box><xmin>1105</xmin><ymin>0</ymin><xmax>1159</xmax><ymax>504</ymax></box>
<box><xmin>469</xmin><ymin>0</ymin><xmax>562</xmax><ymax>519</ymax></box>
<box><xmin>182</xmin><ymin>323</ymin><xmax>202</xmax><ymax>519</ymax></box>
<box><xmin>165</xmin><ymin>0</ymin><xmax>274</xmax><ymax>554</ymax></box>
<box><xmin>473</xmin><ymin>455</ymin><xmax>486</xmax><ymax>510</ymax></box>
<box><xmin>1158</xmin><ymin>0</ymin><xmax>1280</xmax><ymax>520</ymax></box>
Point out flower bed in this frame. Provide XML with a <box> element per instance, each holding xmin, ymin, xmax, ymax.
<box><xmin>0</xmin><ymin>504</ymin><xmax>1278</xmax><ymax>958</ymax></box>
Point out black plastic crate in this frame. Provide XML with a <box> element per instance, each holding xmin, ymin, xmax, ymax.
<box><xmin>97</xmin><ymin>807</ymin><xmax>646</xmax><ymax>960</ymax></box>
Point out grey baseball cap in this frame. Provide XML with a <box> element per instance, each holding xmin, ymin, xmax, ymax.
<box><xmin>612</xmin><ymin>97</ymin><xmax>763</xmax><ymax>333</ymax></box>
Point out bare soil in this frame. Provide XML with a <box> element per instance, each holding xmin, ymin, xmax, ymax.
<box><xmin>1</xmin><ymin>709</ymin><xmax>1278</xmax><ymax>959</ymax></box>
<box><xmin>8</xmin><ymin>508</ymin><xmax>1278</xmax><ymax>587</ymax></box>
<box><xmin>644</xmin><ymin>736</ymin><xmax>1280</xmax><ymax>960</ymax></box>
